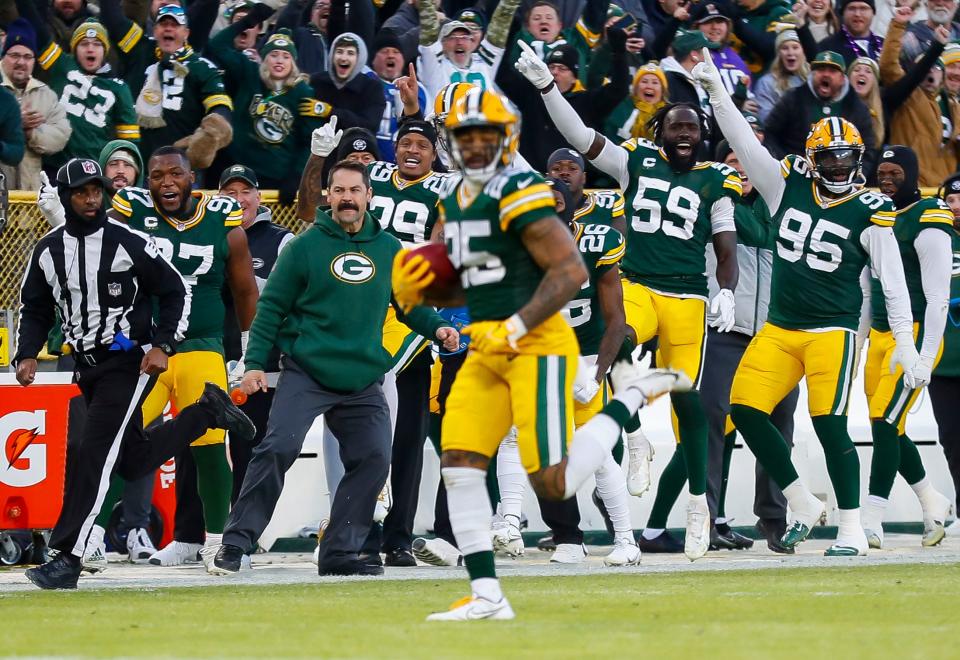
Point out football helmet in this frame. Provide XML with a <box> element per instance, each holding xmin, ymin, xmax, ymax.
<box><xmin>804</xmin><ymin>117</ymin><xmax>865</xmax><ymax>195</ymax></box>
<box><xmin>431</xmin><ymin>82</ymin><xmax>475</xmax><ymax>156</ymax></box>
<box><xmin>445</xmin><ymin>87</ymin><xmax>520</xmax><ymax>184</ymax></box>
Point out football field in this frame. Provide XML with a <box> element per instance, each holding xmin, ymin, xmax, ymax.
<box><xmin>2</xmin><ymin>538</ymin><xmax>957</xmax><ymax>659</ymax></box>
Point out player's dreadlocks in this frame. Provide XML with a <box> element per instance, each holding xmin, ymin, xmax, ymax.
<box><xmin>646</xmin><ymin>102</ymin><xmax>709</xmax><ymax>146</ymax></box>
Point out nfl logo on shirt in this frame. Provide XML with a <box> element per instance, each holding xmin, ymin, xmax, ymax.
<box><xmin>108</xmin><ymin>282</ymin><xmax>121</xmax><ymax>297</ymax></box>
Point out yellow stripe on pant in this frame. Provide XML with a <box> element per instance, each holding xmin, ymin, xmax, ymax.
<box><xmin>382</xmin><ymin>305</ymin><xmax>429</xmax><ymax>375</ymax></box>
<box><xmin>141</xmin><ymin>350</ymin><xmax>227</xmax><ymax>446</ymax></box>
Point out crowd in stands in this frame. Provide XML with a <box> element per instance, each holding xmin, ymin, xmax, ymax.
<box><xmin>0</xmin><ymin>0</ymin><xmax>954</xmax><ymax>196</ymax></box>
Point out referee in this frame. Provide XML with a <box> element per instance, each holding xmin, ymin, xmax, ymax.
<box><xmin>15</xmin><ymin>158</ymin><xmax>255</xmax><ymax>590</ymax></box>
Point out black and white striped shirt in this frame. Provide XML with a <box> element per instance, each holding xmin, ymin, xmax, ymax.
<box><xmin>14</xmin><ymin>216</ymin><xmax>191</xmax><ymax>364</ymax></box>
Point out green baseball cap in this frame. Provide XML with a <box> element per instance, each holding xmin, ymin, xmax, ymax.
<box><xmin>811</xmin><ymin>50</ymin><xmax>846</xmax><ymax>71</ymax></box>
<box><xmin>672</xmin><ymin>29</ymin><xmax>721</xmax><ymax>59</ymax></box>
<box><xmin>219</xmin><ymin>164</ymin><xmax>259</xmax><ymax>189</ymax></box>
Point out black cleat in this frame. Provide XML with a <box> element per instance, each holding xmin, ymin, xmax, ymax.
<box><xmin>319</xmin><ymin>559</ymin><xmax>385</xmax><ymax>576</ymax></box>
<box><xmin>591</xmin><ymin>488</ymin><xmax>615</xmax><ymax>538</ymax></box>
<box><xmin>198</xmin><ymin>382</ymin><xmax>256</xmax><ymax>444</ymax></box>
<box><xmin>209</xmin><ymin>543</ymin><xmax>244</xmax><ymax>574</ymax></box>
<box><xmin>359</xmin><ymin>552</ymin><xmax>383</xmax><ymax>568</ymax></box>
<box><xmin>636</xmin><ymin>530</ymin><xmax>684</xmax><ymax>553</ymax></box>
<box><xmin>383</xmin><ymin>548</ymin><xmax>417</xmax><ymax>567</ymax></box>
<box><xmin>25</xmin><ymin>553</ymin><xmax>82</xmax><ymax>590</ymax></box>
<box><xmin>711</xmin><ymin>522</ymin><xmax>755</xmax><ymax>550</ymax></box>
<box><xmin>757</xmin><ymin>517</ymin><xmax>794</xmax><ymax>555</ymax></box>
<box><xmin>537</xmin><ymin>535</ymin><xmax>557</xmax><ymax>552</ymax></box>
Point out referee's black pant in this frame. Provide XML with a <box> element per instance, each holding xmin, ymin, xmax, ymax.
<box><xmin>52</xmin><ymin>351</ymin><xmax>214</xmax><ymax>558</ymax></box>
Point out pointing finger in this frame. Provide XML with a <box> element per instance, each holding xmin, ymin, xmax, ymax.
<box><xmin>518</xmin><ymin>40</ymin><xmax>536</xmax><ymax>57</ymax></box>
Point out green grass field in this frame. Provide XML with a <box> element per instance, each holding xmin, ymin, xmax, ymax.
<box><xmin>3</xmin><ymin>563</ymin><xmax>957</xmax><ymax>658</ymax></box>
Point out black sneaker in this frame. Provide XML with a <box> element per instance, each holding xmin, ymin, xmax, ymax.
<box><xmin>359</xmin><ymin>552</ymin><xmax>383</xmax><ymax>567</ymax></box>
<box><xmin>25</xmin><ymin>553</ymin><xmax>82</xmax><ymax>590</ymax></box>
<box><xmin>319</xmin><ymin>559</ymin><xmax>385</xmax><ymax>576</ymax></box>
<box><xmin>383</xmin><ymin>548</ymin><xmax>416</xmax><ymax>567</ymax></box>
<box><xmin>198</xmin><ymin>382</ymin><xmax>256</xmax><ymax>444</ymax></box>
<box><xmin>711</xmin><ymin>522</ymin><xmax>755</xmax><ymax>550</ymax></box>
<box><xmin>636</xmin><ymin>530</ymin><xmax>684</xmax><ymax>553</ymax></box>
<box><xmin>537</xmin><ymin>535</ymin><xmax>557</xmax><ymax>552</ymax></box>
<box><xmin>591</xmin><ymin>488</ymin><xmax>615</xmax><ymax>538</ymax></box>
<box><xmin>209</xmin><ymin>543</ymin><xmax>244</xmax><ymax>575</ymax></box>
<box><xmin>756</xmin><ymin>517</ymin><xmax>794</xmax><ymax>555</ymax></box>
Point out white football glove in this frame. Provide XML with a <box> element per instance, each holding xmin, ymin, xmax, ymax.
<box><xmin>514</xmin><ymin>41</ymin><xmax>554</xmax><ymax>90</ymax></box>
<box><xmin>709</xmin><ymin>288</ymin><xmax>736</xmax><ymax>333</ymax></box>
<box><xmin>311</xmin><ymin>115</ymin><xmax>342</xmax><ymax>157</ymax></box>
<box><xmin>228</xmin><ymin>331</ymin><xmax>249</xmax><ymax>387</ymax></box>
<box><xmin>38</xmin><ymin>171</ymin><xmax>65</xmax><ymax>227</ymax></box>
<box><xmin>909</xmin><ymin>355</ymin><xmax>935</xmax><ymax>390</ymax></box>
<box><xmin>890</xmin><ymin>332</ymin><xmax>921</xmax><ymax>389</ymax></box>
<box><xmin>691</xmin><ymin>46</ymin><xmax>724</xmax><ymax>97</ymax></box>
<box><xmin>573</xmin><ymin>355</ymin><xmax>600</xmax><ymax>404</ymax></box>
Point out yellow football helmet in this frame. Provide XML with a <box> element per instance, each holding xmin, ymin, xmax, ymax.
<box><xmin>445</xmin><ymin>87</ymin><xmax>520</xmax><ymax>183</ymax></box>
<box><xmin>804</xmin><ymin>117</ymin><xmax>865</xmax><ymax>194</ymax></box>
<box><xmin>431</xmin><ymin>82</ymin><xmax>475</xmax><ymax>154</ymax></box>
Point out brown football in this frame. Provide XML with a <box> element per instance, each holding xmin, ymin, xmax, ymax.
<box><xmin>403</xmin><ymin>242</ymin><xmax>460</xmax><ymax>299</ymax></box>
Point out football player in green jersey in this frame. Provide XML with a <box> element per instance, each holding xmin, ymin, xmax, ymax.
<box><xmin>860</xmin><ymin>146</ymin><xmax>954</xmax><ymax>549</ymax></box>
<box><xmin>546</xmin><ymin>147</ymin><xmax>626</xmax><ymax>226</ymax></box>
<box><xmin>517</xmin><ymin>41</ymin><xmax>741</xmax><ymax>561</ymax></box>
<box><xmin>695</xmin><ymin>48</ymin><xmax>919</xmax><ymax>555</ymax></box>
<box><xmin>108</xmin><ymin>146</ymin><xmax>260</xmax><ymax>566</ymax></box>
<box><xmin>394</xmin><ymin>87</ymin><xmax>692</xmax><ymax>621</ymax></box>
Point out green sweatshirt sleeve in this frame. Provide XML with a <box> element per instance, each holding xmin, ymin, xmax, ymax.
<box><xmin>733</xmin><ymin>198</ymin><xmax>773</xmax><ymax>249</ymax></box>
<box><xmin>244</xmin><ymin>236</ymin><xmax>306</xmax><ymax>371</ymax></box>
<box><xmin>393</xmin><ymin>298</ymin><xmax>450</xmax><ymax>340</ymax></box>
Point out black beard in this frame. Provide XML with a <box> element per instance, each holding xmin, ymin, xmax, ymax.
<box><xmin>663</xmin><ymin>143</ymin><xmax>696</xmax><ymax>172</ymax></box>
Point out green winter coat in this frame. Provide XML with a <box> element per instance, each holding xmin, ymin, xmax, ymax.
<box><xmin>245</xmin><ymin>209</ymin><xmax>449</xmax><ymax>392</ymax></box>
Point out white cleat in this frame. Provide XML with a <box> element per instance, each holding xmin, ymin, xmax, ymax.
<box><xmin>610</xmin><ymin>356</ymin><xmax>693</xmax><ymax>403</ymax></box>
<box><xmin>864</xmin><ymin>528</ymin><xmax>883</xmax><ymax>550</ymax></box>
<box><xmin>603</xmin><ymin>537</ymin><xmax>641</xmax><ymax>566</ymax></box>
<box><xmin>126</xmin><ymin>527</ymin><xmax>157</xmax><ymax>563</ymax></box>
<box><xmin>412</xmin><ymin>537</ymin><xmax>463</xmax><ymax>566</ymax></box>
<box><xmin>373</xmin><ymin>481</ymin><xmax>392</xmax><ymax>524</ymax></box>
<box><xmin>200</xmin><ymin>545</ymin><xmax>220</xmax><ymax>571</ymax></box>
<box><xmin>148</xmin><ymin>541</ymin><xmax>202</xmax><ymax>566</ymax></box>
<box><xmin>550</xmin><ymin>543</ymin><xmax>587</xmax><ymax>564</ymax></box>
<box><xmin>781</xmin><ymin>489</ymin><xmax>826</xmax><ymax>550</ymax></box>
<box><xmin>81</xmin><ymin>524</ymin><xmax>108</xmax><ymax>574</ymax></box>
<box><xmin>920</xmin><ymin>490</ymin><xmax>951</xmax><ymax>547</ymax></box>
<box><xmin>825</xmin><ymin>527</ymin><xmax>869</xmax><ymax>557</ymax></box>
<box><xmin>426</xmin><ymin>595</ymin><xmax>515</xmax><ymax>621</ymax></box>
<box><xmin>491</xmin><ymin>520</ymin><xmax>524</xmax><ymax>558</ymax></box>
<box><xmin>684</xmin><ymin>499</ymin><xmax>710</xmax><ymax>561</ymax></box>
<box><xmin>626</xmin><ymin>429</ymin><xmax>654</xmax><ymax>497</ymax></box>
<box><xmin>310</xmin><ymin>519</ymin><xmax>328</xmax><ymax>566</ymax></box>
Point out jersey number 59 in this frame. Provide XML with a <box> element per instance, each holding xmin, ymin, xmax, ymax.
<box><xmin>630</xmin><ymin>177</ymin><xmax>699</xmax><ymax>240</ymax></box>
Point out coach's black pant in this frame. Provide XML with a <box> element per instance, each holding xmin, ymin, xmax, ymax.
<box><xmin>51</xmin><ymin>352</ymin><xmax>213</xmax><ymax>557</ymax></box>
<box><xmin>700</xmin><ymin>329</ymin><xmax>799</xmax><ymax>522</ymax></box>
<box><xmin>223</xmin><ymin>357</ymin><xmax>391</xmax><ymax>566</ymax></box>
<box><xmin>929</xmin><ymin>375</ymin><xmax>960</xmax><ymax>508</ymax></box>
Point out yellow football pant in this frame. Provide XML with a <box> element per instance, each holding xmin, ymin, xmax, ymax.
<box><xmin>141</xmin><ymin>350</ymin><xmax>226</xmax><ymax>447</ymax></box>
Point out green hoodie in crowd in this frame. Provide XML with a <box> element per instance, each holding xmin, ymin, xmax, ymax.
<box><xmin>98</xmin><ymin>138</ymin><xmax>145</xmax><ymax>186</ymax></box>
<box><xmin>244</xmin><ymin>209</ymin><xmax>450</xmax><ymax>393</ymax></box>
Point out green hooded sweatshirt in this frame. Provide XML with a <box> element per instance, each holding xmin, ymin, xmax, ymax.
<box><xmin>98</xmin><ymin>139</ymin><xmax>145</xmax><ymax>187</ymax></box>
<box><xmin>245</xmin><ymin>209</ymin><xmax>449</xmax><ymax>393</ymax></box>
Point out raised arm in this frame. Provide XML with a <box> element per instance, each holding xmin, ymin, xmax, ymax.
<box><xmin>417</xmin><ymin>0</ymin><xmax>440</xmax><ymax>46</ymax></box>
<box><xmin>297</xmin><ymin>117</ymin><xmax>341</xmax><ymax>221</ymax></box>
<box><xmin>486</xmin><ymin>0</ymin><xmax>523</xmax><ymax>49</ymax></box>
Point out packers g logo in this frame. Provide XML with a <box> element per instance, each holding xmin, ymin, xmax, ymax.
<box><xmin>331</xmin><ymin>252</ymin><xmax>375</xmax><ymax>283</ymax></box>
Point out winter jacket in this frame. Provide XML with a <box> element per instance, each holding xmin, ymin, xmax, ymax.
<box><xmin>98</xmin><ymin>138</ymin><xmax>144</xmax><ymax>187</ymax></box>
<box><xmin>0</xmin><ymin>73</ymin><xmax>71</xmax><ymax>191</ymax></box>
<box><xmin>818</xmin><ymin>27</ymin><xmax>884</xmax><ymax>67</ymax></box>
<box><xmin>880</xmin><ymin>19</ymin><xmax>960</xmax><ymax>187</ymax></box>
<box><xmin>753</xmin><ymin>72</ymin><xmax>804</xmax><ymax>123</ymax></box>
<box><xmin>0</xmin><ymin>86</ymin><xmax>24</xmax><ymax>168</ymax></box>
<box><xmin>309</xmin><ymin>32</ymin><xmax>384</xmax><ymax>134</ymax></box>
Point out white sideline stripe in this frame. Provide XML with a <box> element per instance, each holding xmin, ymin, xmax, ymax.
<box><xmin>72</xmin><ymin>373</ymin><xmax>151</xmax><ymax>557</ymax></box>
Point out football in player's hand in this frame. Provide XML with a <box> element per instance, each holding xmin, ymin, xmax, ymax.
<box><xmin>403</xmin><ymin>242</ymin><xmax>460</xmax><ymax>299</ymax></box>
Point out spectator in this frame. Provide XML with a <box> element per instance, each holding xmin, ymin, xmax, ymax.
<box><xmin>0</xmin><ymin>19</ymin><xmax>71</xmax><ymax>191</ymax></box>
<box><xmin>847</xmin><ymin>56</ymin><xmax>883</xmax><ymax>147</ymax></box>
<box><xmin>604</xmin><ymin>61</ymin><xmax>669</xmax><ymax>142</ymax></box>
<box><xmin>754</xmin><ymin>29</ymin><xmax>809</xmax><ymax>122</ymax></box>
<box><xmin>502</xmin><ymin>34</ymin><xmax>629</xmax><ymax>169</ymax></box>
<box><xmin>17</xmin><ymin>0</ymin><xmax>139</xmax><ymax>168</ymax></box>
<box><xmin>100</xmin><ymin>4</ymin><xmax>234</xmax><ymax>171</ymax></box>
<box><xmin>944</xmin><ymin>44</ymin><xmax>960</xmax><ymax>101</ymax></box>
<box><xmin>901</xmin><ymin>0</ymin><xmax>960</xmax><ymax>64</ymax></box>
<box><xmin>0</xmin><ymin>85</ymin><xmax>24</xmax><ymax>169</ymax></box>
<box><xmin>660</xmin><ymin>30</ymin><xmax>721</xmax><ymax>151</ymax></box>
<box><xmin>880</xmin><ymin>6</ymin><xmax>960</xmax><ymax>187</ymax></box>
<box><xmin>99</xmin><ymin>139</ymin><xmax>144</xmax><ymax>190</ymax></box>
<box><xmin>731</xmin><ymin>0</ymin><xmax>793</xmax><ymax>75</ymax></box>
<box><xmin>792</xmin><ymin>0</ymin><xmax>839</xmax><ymax>44</ymax></box>
<box><xmin>275</xmin><ymin>0</ymin><xmax>331</xmax><ymax>76</ymax></box>
<box><xmin>818</xmin><ymin>0</ymin><xmax>883</xmax><ymax>65</ymax></box>
<box><xmin>764</xmin><ymin>50</ymin><xmax>877</xmax><ymax>175</ymax></box>
<box><xmin>507</xmin><ymin>0</ymin><xmax>607</xmax><ymax>84</ymax></box>
<box><xmin>48</xmin><ymin>0</ymin><xmax>95</xmax><ymax>52</ymax></box>
<box><xmin>221</xmin><ymin>1</ymin><xmax>268</xmax><ymax>68</ymax></box>
<box><xmin>208</xmin><ymin>8</ymin><xmax>322</xmax><ymax>204</ymax></box>
<box><xmin>873</xmin><ymin>0</ymin><xmax>927</xmax><ymax>36</ymax></box>
<box><xmin>416</xmin><ymin>0</ymin><xmax>520</xmax><ymax>100</ymax></box>
<box><xmin>585</xmin><ymin>6</ymin><xmax>647</xmax><ymax>88</ymax></box>
<box><xmin>369</xmin><ymin>32</ymin><xmax>427</xmax><ymax>162</ymax></box>
<box><xmin>309</xmin><ymin>33</ymin><xmax>384</xmax><ymax>134</ymax></box>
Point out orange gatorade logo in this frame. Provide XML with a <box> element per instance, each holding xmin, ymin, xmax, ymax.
<box><xmin>0</xmin><ymin>410</ymin><xmax>47</xmax><ymax>488</ymax></box>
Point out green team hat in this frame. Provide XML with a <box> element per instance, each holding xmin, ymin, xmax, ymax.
<box><xmin>219</xmin><ymin>164</ymin><xmax>259</xmax><ymax>189</ymax></box>
<box><xmin>672</xmin><ymin>29</ymin><xmax>721</xmax><ymax>58</ymax></box>
<box><xmin>811</xmin><ymin>50</ymin><xmax>846</xmax><ymax>71</ymax></box>
<box><xmin>260</xmin><ymin>29</ymin><xmax>298</xmax><ymax>59</ymax></box>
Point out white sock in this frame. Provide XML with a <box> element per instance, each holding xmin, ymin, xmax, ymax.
<box><xmin>595</xmin><ymin>453</ymin><xmax>632</xmax><ymax>540</ymax></box>
<box><xmin>472</xmin><ymin>577</ymin><xmax>504</xmax><ymax>602</ymax></box>
<box><xmin>563</xmin><ymin>414</ymin><xmax>622</xmax><ymax>498</ymax></box>
<box><xmin>783</xmin><ymin>479</ymin><xmax>811</xmax><ymax>512</ymax></box>
<box><xmin>496</xmin><ymin>429</ymin><xmax>525</xmax><ymax>522</ymax></box>
<box><xmin>204</xmin><ymin>532</ymin><xmax>222</xmax><ymax>547</ymax></box>
<box><xmin>641</xmin><ymin>528</ymin><xmax>663</xmax><ymax>540</ymax></box>
<box><xmin>910</xmin><ymin>476</ymin><xmax>934</xmax><ymax>500</ymax></box>
<box><xmin>837</xmin><ymin>508</ymin><xmax>863</xmax><ymax>543</ymax></box>
<box><xmin>688</xmin><ymin>491</ymin><xmax>707</xmax><ymax>508</ymax></box>
<box><xmin>861</xmin><ymin>496</ymin><xmax>886</xmax><ymax>531</ymax></box>
<box><xmin>613</xmin><ymin>388</ymin><xmax>645</xmax><ymax>415</ymax></box>
<box><xmin>443</xmin><ymin>467</ymin><xmax>494</xmax><ymax>557</ymax></box>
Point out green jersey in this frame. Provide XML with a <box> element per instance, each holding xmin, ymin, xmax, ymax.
<box><xmin>37</xmin><ymin>41</ymin><xmax>139</xmax><ymax>165</ymax></box>
<box><xmin>934</xmin><ymin>233</ymin><xmax>960</xmax><ymax>377</ymax></box>
<box><xmin>871</xmin><ymin>197</ymin><xmax>955</xmax><ymax>331</ymax></box>
<box><xmin>562</xmin><ymin>222</ymin><xmax>625</xmax><ymax>355</ymax></box>
<box><xmin>573</xmin><ymin>189</ymin><xmax>625</xmax><ymax>226</ymax></box>
<box><xmin>769</xmin><ymin>155</ymin><xmax>897</xmax><ymax>332</ymax></box>
<box><xmin>439</xmin><ymin>167</ymin><xmax>556</xmax><ymax>321</ymax></box>
<box><xmin>368</xmin><ymin>162</ymin><xmax>455</xmax><ymax>247</ymax></box>
<box><xmin>619</xmin><ymin>138</ymin><xmax>741</xmax><ymax>298</ymax></box>
<box><xmin>112</xmin><ymin>187</ymin><xmax>243</xmax><ymax>353</ymax></box>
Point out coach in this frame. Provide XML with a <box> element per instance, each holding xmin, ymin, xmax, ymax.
<box><xmin>211</xmin><ymin>160</ymin><xmax>458</xmax><ymax>577</ymax></box>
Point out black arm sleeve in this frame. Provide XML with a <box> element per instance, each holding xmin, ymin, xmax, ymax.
<box><xmin>591</xmin><ymin>47</ymin><xmax>630</xmax><ymax>123</ymax></box>
<box><xmin>651</xmin><ymin>17</ymin><xmax>682</xmax><ymax>60</ymax></box>
<box><xmin>881</xmin><ymin>41</ymin><xmax>946</xmax><ymax>116</ymax></box>
<box><xmin>762</xmin><ymin>94</ymin><xmax>791</xmax><ymax>159</ymax></box>
<box><xmin>797</xmin><ymin>23</ymin><xmax>821</xmax><ymax>63</ymax></box>
<box><xmin>14</xmin><ymin>0</ymin><xmax>53</xmax><ymax>52</ymax></box>
<box><xmin>347</xmin><ymin>0</ymin><xmax>376</xmax><ymax>55</ymax></box>
<box><xmin>185</xmin><ymin>0</ymin><xmax>220</xmax><ymax>52</ymax></box>
<box><xmin>276</xmin><ymin>0</ymin><xmax>306</xmax><ymax>30</ymax></box>
<box><xmin>13</xmin><ymin>243</ymin><xmax>57</xmax><ymax>365</ymax></box>
<box><xmin>732</xmin><ymin>18</ymin><xmax>776</xmax><ymax>65</ymax></box>
<box><xmin>127</xmin><ymin>233</ymin><xmax>189</xmax><ymax>348</ymax></box>
<box><xmin>99</xmin><ymin>0</ymin><xmax>134</xmax><ymax>41</ymax></box>
<box><xmin>328</xmin><ymin>0</ymin><xmax>347</xmax><ymax>43</ymax></box>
